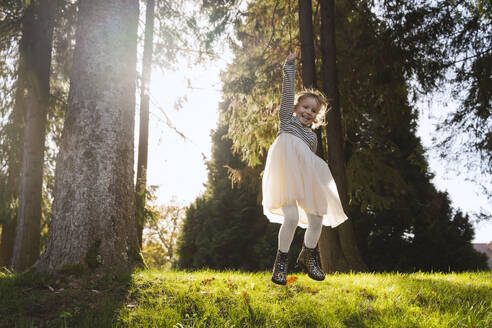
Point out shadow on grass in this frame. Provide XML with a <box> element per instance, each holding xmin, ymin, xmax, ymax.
<box><xmin>0</xmin><ymin>268</ymin><xmax>133</xmax><ymax>328</ymax></box>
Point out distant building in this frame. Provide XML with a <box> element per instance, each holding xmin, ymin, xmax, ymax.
<box><xmin>472</xmin><ymin>241</ymin><xmax>492</xmax><ymax>269</ymax></box>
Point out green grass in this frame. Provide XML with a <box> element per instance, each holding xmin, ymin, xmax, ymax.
<box><xmin>1</xmin><ymin>268</ymin><xmax>491</xmax><ymax>327</ymax></box>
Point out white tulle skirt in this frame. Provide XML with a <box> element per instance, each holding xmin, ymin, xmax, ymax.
<box><xmin>262</xmin><ymin>133</ymin><xmax>349</xmax><ymax>229</ymax></box>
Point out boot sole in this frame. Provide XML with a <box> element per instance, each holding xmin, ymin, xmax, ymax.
<box><xmin>271</xmin><ymin>277</ymin><xmax>287</xmax><ymax>285</ymax></box>
<box><xmin>295</xmin><ymin>261</ymin><xmax>325</xmax><ymax>281</ymax></box>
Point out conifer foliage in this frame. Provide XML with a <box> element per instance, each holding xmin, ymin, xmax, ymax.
<box><xmin>177</xmin><ymin>0</ymin><xmax>489</xmax><ymax>272</ymax></box>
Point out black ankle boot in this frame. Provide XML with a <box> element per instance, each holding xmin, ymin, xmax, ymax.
<box><xmin>271</xmin><ymin>249</ymin><xmax>289</xmax><ymax>285</ymax></box>
<box><xmin>296</xmin><ymin>243</ymin><xmax>325</xmax><ymax>281</ymax></box>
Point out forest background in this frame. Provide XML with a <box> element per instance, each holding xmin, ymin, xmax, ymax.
<box><xmin>0</xmin><ymin>0</ymin><xmax>490</xmax><ymax>274</ymax></box>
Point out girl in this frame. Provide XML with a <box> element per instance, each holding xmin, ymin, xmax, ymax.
<box><xmin>262</xmin><ymin>53</ymin><xmax>348</xmax><ymax>285</ymax></box>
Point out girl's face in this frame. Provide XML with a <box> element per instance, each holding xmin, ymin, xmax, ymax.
<box><xmin>293</xmin><ymin>96</ymin><xmax>320</xmax><ymax>127</ymax></box>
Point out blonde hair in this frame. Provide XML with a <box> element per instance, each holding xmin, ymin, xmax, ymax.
<box><xmin>294</xmin><ymin>88</ymin><xmax>329</xmax><ymax>129</ymax></box>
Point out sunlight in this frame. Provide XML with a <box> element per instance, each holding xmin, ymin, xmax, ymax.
<box><xmin>140</xmin><ymin>51</ymin><xmax>231</xmax><ymax>205</ymax></box>
<box><xmin>141</xmin><ymin>56</ymin><xmax>491</xmax><ymax>242</ymax></box>
<box><xmin>130</xmin><ymin>0</ymin><xmax>490</xmax><ymax>245</ymax></box>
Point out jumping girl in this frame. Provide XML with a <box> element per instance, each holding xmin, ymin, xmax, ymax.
<box><xmin>262</xmin><ymin>53</ymin><xmax>349</xmax><ymax>285</ymax></box>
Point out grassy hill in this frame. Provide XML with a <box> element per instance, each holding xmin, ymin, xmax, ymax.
<box><xmin>0</xmin><ymin>268</ymin><xmax>491</xmax><ymax>327</ymax></box>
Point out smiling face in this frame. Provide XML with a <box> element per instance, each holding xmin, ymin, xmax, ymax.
<box><xmin>293</xmin><ymin>96</ymin><xmax>320</xmax><ymax>127</ymax></box>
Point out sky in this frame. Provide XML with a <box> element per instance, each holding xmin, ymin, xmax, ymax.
<box><xmin>139</xmin><ymin>40</ymin><xmax>491</xmax><ymax>245</ymax></box>
<box><xmin>415</xmin><ymin>96</ymin><xmax>492</xmax><ymax>243</ymax></box>
<box><xmin>138</xmin><ymin>57</ymin><xmax>227</xmax><ymax>208</ymax></box>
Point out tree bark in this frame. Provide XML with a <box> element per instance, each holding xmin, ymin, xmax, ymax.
<box><xmin>0</xmin><ymin>31</ymin><xmax>27</xmax><ymax>267</ymax></box>
<box><xmin>11</xmin><ymin>0</ymin><xmax>55</xmax><ymax>272</ymax></box>
<box><xmin>319</xmin><ymin>0</ymin><xmax>367</xmax><ymax>272</ymax></box>
<box><xmin>136</xmin><ymin>0</ymin><xmax>156</xmax><ymax>248</ymax></box>
<box><xmin>0</xmin><ymin>220</ymin><xmax>17</xmax><ymax>267</ymax></box>
<box><xmin>298</xmin><ymin>0</ymin><xmax>325</xmax><ymax>159</ymax></box>
<box><xmin>318</xmin><ymin>228</ymin><xmax>349</xmax><ymax>273</ymax></box>
<box><xmin>35</xmin><ymin>0</ymin><xmax>141</xmax><ymax>274</ymax></box>
<box><xmin>299</xmin><ymin>0</ymin><xmax>316</xmax><ymax>88</ymax></box>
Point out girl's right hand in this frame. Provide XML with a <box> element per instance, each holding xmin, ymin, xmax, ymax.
<box><xmin>286</xmin><ymin>53</ymin><xmax>295</xmax><ymax>61</ymax></box>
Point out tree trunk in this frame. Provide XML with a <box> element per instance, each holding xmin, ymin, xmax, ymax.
<box><xmin>298</xmin><ymin>0</ymin><xmax>325</xmax><ymax>159</ymax></box>
<box><xmin>11</xmin><ymin>0</ymin><xmax>55</xmax><ymax>272</ymax></box>
<box><xmin>0</xmin><ymin>32</ymin><xmax>27</xmax><ymax>267</ymax></box>
<box><xmin>299</xmin><ymin>0</ymin><xmax>349</xmax><ymax>272</ymax></box>
<box><xmin>319</xmin><ymin>0</ymin><xmax>367</xmax><ymax>272</ymax></box>
<box><xmin>299</xmin><ymin>0</ymin><xmax>316</xmax><ymax>88</ymax></box>
<box><xmin>35</xmin><ymin>0</ymin><xmax>141</xmax><ymax>274</ymax></box>
<box><xmin>0</xmin><ymin>220</ymin><xmax>17</xmax><ymax>267</ymax></box>
<box><xmin>136</xmin><ymin>0</ymin><xmax>156</xmax><ymax>248</ymax></box>
<box><xmin>318</xmin><ymin>228</ymin><xmax>349</xmax><ymax>273</ymax></box>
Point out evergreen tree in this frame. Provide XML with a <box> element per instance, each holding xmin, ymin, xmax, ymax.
<box><xmin>194</xmin><ymin>0</ymin><xmax>488</xmax><ymax>272</ymax></box>
<box><xmin>374</xmin><ymin>0</ymin><xmax>492</xmax><ymax>187</ymax></box>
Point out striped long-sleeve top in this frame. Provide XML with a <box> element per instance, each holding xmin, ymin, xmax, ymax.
<box><xmin>277</xmin><ymin>59</ymin><xmax>317</xmax><ymax>153</ymax></box>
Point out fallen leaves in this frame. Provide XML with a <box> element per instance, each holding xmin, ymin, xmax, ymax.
<box><xmin>360</xmin><ymin>288</ymin><xmax>375</xmax><ymax>300</ymax></box>
<box><xmin>200</xmin><ymin>277</ymin><xmax>215</xmax><ymax>285</ymax></box>
<box><xmin>242</xmin><ymin>291</ymin><xmax>250</xmax><ymax>303</ymax></box>
<box><xmin>305</xmin><ymin>286</ymin><xmax>319</xmax><ymax>294</ymax></box>
<box><xmin>196</xmin><ymin>277</ymin><xmax>217</xmax><ymax>295</ymax></box>
<box><xmin>270</xmin><ymin>275</ymin><xmax>322</xmax><ymax>295</ymax></box>
<box><xmin>226</xmin><ymin>279</ymin><xmax>238</xmax><ymax>291</ymax></box>
<box><xmin>286</xmin><ymin>276</ymin><xmax>298</xmax><ymax>285</ymax></box>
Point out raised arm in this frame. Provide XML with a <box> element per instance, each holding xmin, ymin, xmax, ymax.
<box><xmin>278</xmin><ymin>56</ymin><xmax>295</xmax><ymax>125</ymax></box>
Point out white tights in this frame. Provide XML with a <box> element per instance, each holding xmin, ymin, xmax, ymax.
<box><xmin>278</xmin><ymin>205</ymin><xmax>323</xmax><ymax>252</ymax></box>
